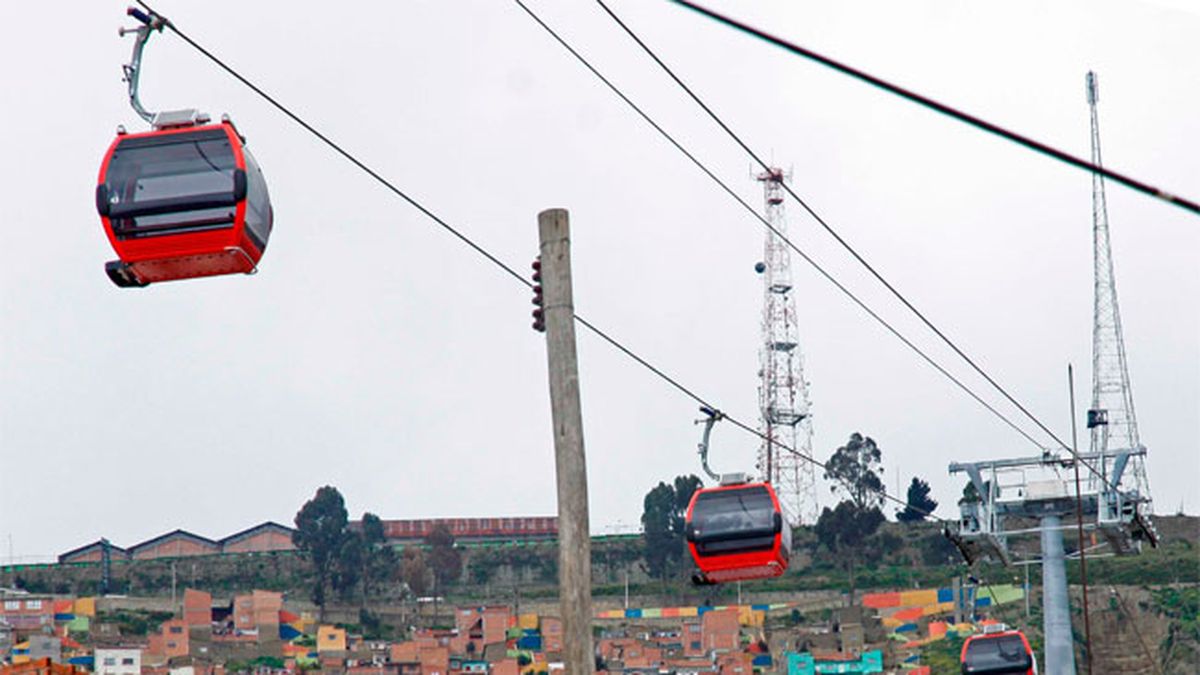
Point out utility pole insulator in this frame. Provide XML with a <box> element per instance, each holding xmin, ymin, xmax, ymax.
<box><xmin>531</xmin><ymin>258</ymin><xmax>545</xmax><ymax>333</ymax></box>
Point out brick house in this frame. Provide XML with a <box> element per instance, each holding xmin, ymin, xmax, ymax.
<box><xmin>701</xmin><ymin>609</ymin><xmax>740</xmax><ymax>653</ymax></box>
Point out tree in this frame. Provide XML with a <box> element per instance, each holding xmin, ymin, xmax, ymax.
<box><xmin>815</xmin><ymin>502</ymin><xmax>885</xmax><ymax>603</ymax></box>
<box><xmin>640</xmin><ymin>475</ymin><xmax>702</xmax><ymax>583</ymax></box>
<box><xmin>958</xmin><ymin>479</ymin><xmax>992</xmax><ymax>505</ymax></box>
<box><xmin>293</xmin><ymin>486</ymin><xmax>350</xmax><ymax>618</ymax></box>
<box><xmin>672</xmin><ymin>475</ymin><xmax>703</xmax><ymax>526</ymax></box>
<box><xmin>331</xmin><ymin>531</ymin><xmax>364</xmax><ymax>600</ymax></box>
<box><xmin>896</xmin><ymin>477</ymin><xmax>939</xmax><ymax>523</ymax></box>
<box><xmin>425</xmin><ymin>523</ymin><xmax>462</xmax><ymax>591</ymax></box>
<box><xmin>642</xmin><ymin>482</ymin><xmax>677</xmax><ymax>581</ymax></box>
<box><xmin>824</xmin><ymin>432</ymin><xmax>884</xmax><ymax>509</ymax></box>
<box><xmin>817</xmin><ymin>434</ymin><xmax>887</xmax><ymax>604</ymax></box>
<box><xmin>358</xmin><ymin>513</ymin><xmax>395</xmax><ymax>602</ymax></box>
<box><xmin>401</xmin><ymin>547</ymin><xmax>432</xmax><ymax>597</ymax></box>
<box><xmin>424</xmin><ymin>524</ymin><xmax>460</xmax><ymax>626</ymax></box>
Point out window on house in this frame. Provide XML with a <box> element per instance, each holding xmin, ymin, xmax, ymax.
<box><xmin>26</xmin><ymin>600</ymin><xmax>42</xmax><ymax>610</ymax></box>
<box><xmin>169</xmin><ymin>626</ymin><xmax>183</xmax><ymax>633</ymax></box>
<box><xmin>122</xmin><ymin>658</ymin><xmax>135</xmax><ymax>665</ymax></box>
<box><xmin>3</xmin><ymin>600</ymin><xmax>19</xmax><ymax>610</ymax></box>
<box><xmin>103</xmin><ymin>658</ymin><xmax>116</xmax><ymax>666</ymax></box>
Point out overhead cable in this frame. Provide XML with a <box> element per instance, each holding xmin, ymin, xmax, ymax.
<box><xmin>133</xmin><ymin>1</ymin><xmax>943</xmax><ymax>523</ymax></box>
<box><xmin>592</xmin><ymin>0</ymin><xmax>1119</xmax><ymax>491</ymax></box>
<box><xmin>511</xmin><ymin>0</ymin><xmax>1048</xmax><ymax>454</ymax></box>
<box><xmin>669</xmin><ymin>0</ymin><xmax>1200</xmax><ymax>218</ymax></box>
<box><xmin>523</xmin><ymin>0</ymin><xmax>1113</xmax><ymax>492</ymax></box>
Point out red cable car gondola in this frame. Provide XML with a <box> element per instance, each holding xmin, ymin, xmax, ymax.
<box><xmin>98</xmin><ymin>6</ymin><xmax>272</xmax><ymax>288</ymax></box>
<box><xmin>97</xmin><ymin>119</ymin><xmax>272</xmax><ymax>287</ymax></box>
<box><xmin>960</xmin><ymin>626</ymin><xmax>1038</xmax><ymax>675</ymax></box>
<box><xmin>683</xmin><ymin>407</ymin><xmax>792</xmax><ymax>585</ymax></box>
<box><xmin>685</xmin><ymin>479</ymin><xmax>791</xmax><ymax>584</ymax></box>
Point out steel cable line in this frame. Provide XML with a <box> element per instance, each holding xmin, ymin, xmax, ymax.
<box><xmin>526</xmin><ymin>0</ymin><xmax>1126</xmax><ymax>494</ymax></box>
<box><xmin>595</xmin><ymin>0</ymin><xmax>1078</xmax><ymax>451</ymax></box>
<box><xmin>670</xmin><ymin>0</ymin><xmax>1200</xmax><ymax>218</ymax></box>
<box><xmin>131</xmin><ymin>2</ymin><xmax>530</xmax><ymax>291</ymax></box>
<box><xmin>576</xmin><ymin>314</ymin><xmax>936</xmax><ymax>520</ymax></box>
<box><xmin>510</xmin><ymin>0</ymin><xmax>1045</xmax><ymax>453</ymax></box>
<box><xmin>136</xmin><ymin>1</ymin><xmax>943</xmax><ymax>523</ymax></box>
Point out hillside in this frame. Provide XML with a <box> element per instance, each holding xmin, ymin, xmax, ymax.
<box><xmin>6</xmin><ymin>516</ymin><xmax>1194</xmax><ymax>673</ymax></box>
<box><xmin>5</xmin><ymin>517</ymin><xmax>1195</xmax><ymax>600</ymax></box>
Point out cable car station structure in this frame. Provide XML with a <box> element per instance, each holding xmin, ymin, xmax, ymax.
<box><xmin>946</xmin><ymin>72</ymin><xmax>1159</xmax><ymax>675</ymax></box>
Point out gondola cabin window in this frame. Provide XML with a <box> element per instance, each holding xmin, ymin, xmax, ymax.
<box><xmin>690</xmin><ymin>486</ymin><xmax>777</xmax><ymax>554</ymax></box>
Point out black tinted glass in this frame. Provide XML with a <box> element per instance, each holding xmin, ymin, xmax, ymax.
<box><xmin>106</xmin><ymin>131</ymin><xmax>236</xmax><ymax>204</ymax></box>
<box><xmin>692</xmin><ymin>487</ymin><xmax>775</xmax><ymax>539</ymax></box>
<box><xmin>963</xmin><ymin>635</ymin><xmax>1031</xmax><ymax>673</ymax></box>
<box><xmin>105</xmin><ymin>131</ymin><xmax>238</xmax><ymax>237</ymax></box>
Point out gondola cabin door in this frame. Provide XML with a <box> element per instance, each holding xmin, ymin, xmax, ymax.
<box><xmin>685</xmin><ymin>481</ymin><xmax>791</xmax><ymax>584</ymax></box>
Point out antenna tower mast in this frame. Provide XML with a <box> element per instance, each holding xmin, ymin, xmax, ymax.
<box><xmin>1086</xmin><ymin>72</ymin><xmax>1150</xmax><ymax>503</ymax></box>
<box><xmin>756</xmin><ymin>167</ymin><xmax>818</xmax><ymax>525</ymax></box>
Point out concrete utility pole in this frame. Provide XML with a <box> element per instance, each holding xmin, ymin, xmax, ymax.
<box><xmin>537</xmin><ymin>208</ymin><xmax>595</xmax><ymax>674</ymax></box>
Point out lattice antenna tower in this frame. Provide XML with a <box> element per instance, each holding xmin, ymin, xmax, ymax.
<box><xmin>755</xmin><ymin>167</ymin><xmax>818</xmax><ymax>525</ymax></box>
<box><xmin>1085</xmin><ymin>72</ymin><xmax>1150</xmax><ymax>504</ymax></box>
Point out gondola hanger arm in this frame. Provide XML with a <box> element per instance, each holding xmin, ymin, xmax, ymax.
<box><xmin>695</xmin><ymin>406</ymin><xmax>725</xmax><ymax>482</ymax></box>
<box><xmin>119</xmin><ymin>6</ymin><xmax>167</xmax><ymax>124</ymax></box>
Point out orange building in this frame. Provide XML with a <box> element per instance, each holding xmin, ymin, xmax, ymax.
<box><xmin>417</xmin><ymin>645</ymin><xmax>448</xmax><ymax>674</ymax></box>
<box><xmin>541</xmin><ymin>617</ymin><xmax>563</xmax><ymax>654</ymax></box>
<box><xmin>162</xmin><ymin>619</ymin><xmax>189</xmax><ymax>657</ymax></box>
<box><xmin>682</xmin><ymin>622</ymin><xmax>705</xmax><ymax>657</ymax></box>
<box><xmin>702</xmin><ymin>609</ymin><xmax>741</xmax><ymax>653</ymax></box>
<box><xmin>146</xmin><ymin>619</ymin><xmax>190</xmax><ymax>660</ymax></box>
<box><xmin>232</xmin><ymin>590</ymin><xmax>282</xmax><ymax>633</ymax></box>
<box><xmin>252</xmin><ymin>590</ymin><xmax>282</xmax><ymax>630</ymax></box>
<box><xmin>317</xmin><ymin>625</ymin><xmax>347</xmax><ymax>653</ymax></box>
<box><xmin>389</xmin><ymin>641</ymin><xmax>419</xmax><ymax>665</ymax></box>
<box><xmin>1</xmin><ymin>658</ymin><xmax>87</xmax><ymax>675</ymax></box>
<box><xmin>489</xmin><ymin>661</ymin><xmax>520</xmax><ymax>675</ymax></box>
<box><xmin>0</xmin><ymin>596</ymin><xmax>54</xmax><ymax>633</ymax></box>
<box><xmin>716</xmin><ymin>651</ymin><xmax>753</xmax><ymax>674</ymax></box>
<box><xmin>183</xmin><ymin>589</ymin><xmax>212</xmax><ymax>628</ymax></box>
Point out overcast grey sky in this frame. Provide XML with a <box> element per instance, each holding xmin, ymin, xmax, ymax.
<box><xmin>2</xmin><ymin>0</ymin><xmax>1197</xmax><ymax>563</ymax></box>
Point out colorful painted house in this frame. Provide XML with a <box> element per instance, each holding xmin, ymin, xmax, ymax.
<box><xmin>785</xmin><ymin>649</ymin><xmax>883</xmax><ymax>675</ymax></box>
<box><xmin>317</xmin><ymin>625</ymin><xmax>347</xmax><ymax>653</ymax></box>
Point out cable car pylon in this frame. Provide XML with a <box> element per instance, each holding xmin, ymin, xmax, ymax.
<box><xmin>944</xmin><ymin>72</ymin><xmax>1160</xmax><ymax>675</ymax></box>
